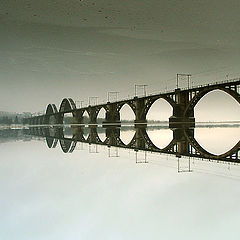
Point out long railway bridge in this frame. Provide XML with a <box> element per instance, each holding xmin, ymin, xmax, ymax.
<box><xmin>24</xmin><ymin>79</ymin><xmax>240</xmax><ymax>127</ymax></box>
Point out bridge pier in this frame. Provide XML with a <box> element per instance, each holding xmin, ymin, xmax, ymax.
<box><xmin>87</xmin><ymin>107</ymin><xmax>98</xmax><ymax>125</ymax></box>
<box><xmin>134</xmin><ymin>97</ymin><xmax>147</xmax><ymax>127</ymax></box>
<box><xmin>55</xmin><ymin>113</ymin><xmax>64</xmax><ymax>124</ymax></box>
<box><xmin>103</xmin><ymin>103</ymin><xmax>121</xmax><ymax>127</ymax></box>
<box><xmin>72</xmin><ymin>110</ymin><xmax>84</xmax><ymax>124</ymax></box>
<box><xmin>43</xmin><ymin>114</ymin><xmax>60</xmax><ymax>125</ymax></box>
<box><xmin>169</xmin><ymin>89</ymin><xmax>195</xmax><ymax>128</ymax></box>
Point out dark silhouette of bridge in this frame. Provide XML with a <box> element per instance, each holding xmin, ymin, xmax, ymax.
<box><xmin>25</xmin><ymin>125</ymin><xmax>240</xmax><ymax>163</ymax></box>
<box><xmin>24</xmin><ymin>79</ymin><xmax>240</xmax><ymax>127</ymax></box>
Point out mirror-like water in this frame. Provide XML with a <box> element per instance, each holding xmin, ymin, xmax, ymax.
<box><xmin>0</xmin><ymin>125</ymin><xmax>239</xmax><ymax>240</ymax></box>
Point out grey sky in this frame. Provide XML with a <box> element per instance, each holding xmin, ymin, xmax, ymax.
<box><xmin>1</xmin><ymin>0</ymin><xmax>240</xmax><ymax>114</ymax></box>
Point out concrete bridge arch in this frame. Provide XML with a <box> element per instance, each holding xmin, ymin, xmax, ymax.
<box><xmin>44</xmin><ymin>104</ymin><xmax>58</xmax><ymax>124</ymax></box>
<box><xmin>184</xmin><ymin>86</ymin><xmax>240</xmax><ymax>119</ymax></box>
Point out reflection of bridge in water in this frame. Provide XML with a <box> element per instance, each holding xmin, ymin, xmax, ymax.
<box><xmin>25</xmin><ymin>126</ymin><xmax>240</xmax><ymax>163</ymax></box>
<box><xmin>24</xmin><ymin>79</ymin><xmax>240</xmax><ymax>128</ymax></box>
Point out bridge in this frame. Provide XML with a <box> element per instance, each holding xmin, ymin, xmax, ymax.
<box><xmin>24</xmin><ymin>78</ymin><xmax>240</xmax><ymax>127</ymax></box>
<box><xmin>25</xmin><ymin>125</ymin><xmax>240</xmax><ymax>163</ymax></box>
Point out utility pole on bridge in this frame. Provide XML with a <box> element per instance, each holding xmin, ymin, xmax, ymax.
<box><xmin>176</xmin><ymin>73</ymin><xmax>192</xmax><ymax>89</ymax></box>
<box><xmin>75</xmin><ymin>100</ymin><xmax>84</xmax><ymax>108</ymax></box>
<box><xmin>135</xmin><ymin>84</ymin><xmax>148</xmax><ymax>97</ymax></box>
<box><xmin>88</xmin><ymin>97</ymin><xmax>99</xmax><ymax>106</ymax></box>
<box><xmin>107</xmin><ymin>91</ymin><xmax>119</xmax><ymax>102</ymax></box>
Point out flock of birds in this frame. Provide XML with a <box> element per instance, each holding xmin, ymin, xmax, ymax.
<box><xmin>3</xmin><ymin>0</ymin><xmax>158</xmax><ymax>29</ymax></box>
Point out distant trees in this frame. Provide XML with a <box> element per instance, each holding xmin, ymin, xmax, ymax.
<box><xmin>14</xmin><ymin>116</ymin><xmax>19</xmax><ymax>124</ymax></box>
<box><xmin>0</xmin><ymin>115</ymin><xmax>21</xmax><ymax>125</ymax></box>
<box><xmin>0</xmin><ymin>116</ymin><xmax>13</xmax><ymax>125</ymax></box>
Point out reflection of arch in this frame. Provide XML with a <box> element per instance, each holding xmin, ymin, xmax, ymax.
<box><xmin>60</xmin><ymin>139</ymin><xmax>77</xmax><ymax>153</ymax></box>
<box><xmin>46</xmin><ymin>137</ymin><xmax>58</xmax><ymax>148</ymax></box>
<box><xmin>26</xmin><ymin>125</ymin><xmax>240</xmax><ymax>162</ymax></box>
<box><xmin>145</xmin><ymin>127</ymin><xmax>174</xmax><ymax>150</ymax></box>
<box><xmin>72</xmin><ymin>126</ymin><xmax>86</xmax><ymax>142</ymax></box>
<box><xmin>184</xmin><ymin>87</ymin><xmax>240</xmax><ymax>117</ymax></box>
<box><xmin>184</xmin><ymin>129</ymin><xmax>240</xmax><ymax>161</ymax></box>
<box><xmin>87</xmin><ymin>127</ymin><xmax>103</xmax><ymax>144</ymax></box>
<box><xmin>104</xmin><ymin>127</ymin><xmax>126</xmax><ymax>147</ymax></box>
<box><xmin>97</xmin><ymin>126</ymin><xmax>107</xmax><ymax>142</ymax></box>
<box><xmin>59</xmin><ymin>98</ymin><xmax>76</xmax><ymax>113</ymax></box>
<box><xmin>55</xmin><ymin>127</ymin><xmax>77</xmax><ymax>153</ymax></box>
<box><xmin>127</xmin><ymin>128</ymin><xmax>175</xmax><ymax>152</ymax></box>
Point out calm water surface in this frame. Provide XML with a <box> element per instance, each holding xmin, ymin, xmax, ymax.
<box><xmin>0</xmin><ymin>125</ymin><xmax>240</xmax><ymax>240</ymax></box>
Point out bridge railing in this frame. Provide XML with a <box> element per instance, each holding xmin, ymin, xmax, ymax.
<box><xmin>102</xmin><ymin>77</ymin><xmax>240</xmax><ymax>105</ymax></box>
<box><xmin>180</xmin><ymin>77</ymin><xmax>240</xmax><ymax>91</ymax></box>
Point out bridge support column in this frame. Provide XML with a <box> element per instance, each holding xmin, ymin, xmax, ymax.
<box><xmin>43</xmin><ymin>115</ymin><xmax>48</xmax><ymax>125</ymax></box>
<box><xmin>43</xmin><ymin>114</ymin><xmax>60</xmax><ymax>125</ymax></box>
<box><xmin>56</xmin><ymin>113</ymin><xmax>64</xmax><ymax>125</ymax></box>
<box><xmin>134</xmin><ymin>97</ymin><xmax>147</xmax><ymax>127</ymax></box>
<box><xmin>39</xmin><ymin>116</ymin><xmax>44</xmax><ymax>125</ymax></box>
<box><xmin>37</xmin><ymin>116</ymin><xmax>41</xmax><ymax>125</ymax></box>
<box><xmin>103</xmin><ymin>103</ymin><xmax>121</xmax><ymax>127</ymax></box>
<box><xmin>88</xmin><ymin>107</ymin><xmax>98</xmax><ymax>125</ymax></box>
<box><xmin>72</xmin><ymin>110</ymin><xmax>84</xmax><ymax>124</ymax></box>
<box><xmin>169</xmin><ymin>89</ymin><xmax>195</xmax><ymax>128</ymax></box>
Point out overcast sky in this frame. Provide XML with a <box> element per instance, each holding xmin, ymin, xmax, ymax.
<box><xmin>1</xmin><ymin>0</ymin><xmax>240</xmax><ymax>115</ymax></box>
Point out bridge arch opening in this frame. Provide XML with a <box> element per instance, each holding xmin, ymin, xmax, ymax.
<box><xmin>63</xmin><ymin>113</ymin><xmax>74</xmax><ymax>124</ymax></box>
<box><xmin>119</xmin><ymin>104</ymin><xmax>135</xmax><ymax>124</ymax></box>
<box><xmin>46</xmin><ymin>137</ymin><xmax>58</xmax><ymax>149</ymax></box>
<box><xmin>194</xmin><ymin>89</ymin><xmax>240</xmax><ymax>155</ymax></box>
<box><xmin>60</xmin><ymin>139</ymin><xmax>76</xmax><ymax>153</ymax></box>
<box><xmin>97</xmin><ymin>107</ymin><xmax>106</xmax><ymax>124</ymax></box>
<box><xmin>82</xmin><ymin>110</ymin><xmax>90</xmax><ymax>125</ymax></box>
<box><xmin>195</xmin><ymin>89</ymin><xmax>240</xmax><ymax>122</ymax></box>
<box><xmin>45</xmin><ymin>104</ymin><xmax>58</xmax><ymax>125</ymax></box>
<box><xmin>146</xmin><ymin>98</ymin><xmax>173</xmax><ymax>123</ymax></box>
